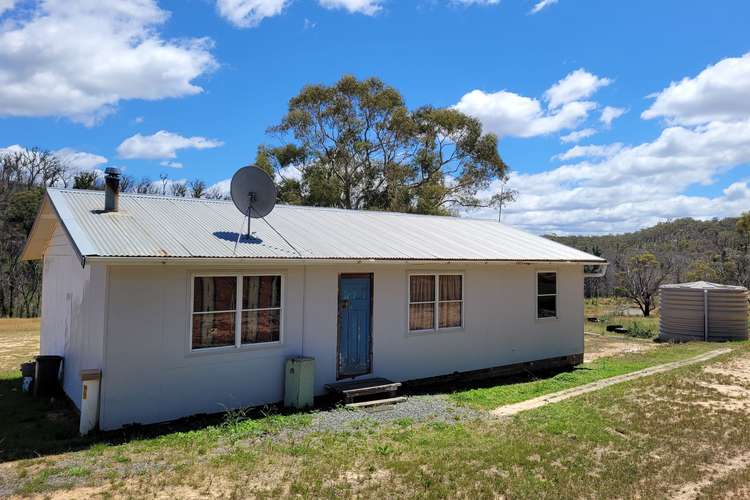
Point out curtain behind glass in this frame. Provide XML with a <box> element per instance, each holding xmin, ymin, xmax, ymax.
<box><xmin>410</xmin><ymin>275</ymin><xmax>435</xmax><ymax>302</ymax></box>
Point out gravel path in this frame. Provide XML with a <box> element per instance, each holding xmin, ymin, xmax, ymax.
<box><xmin>268</xmin><ymin>394</ymin><xmax>484</xmax><ymax>443</ymax></box>
<box><xmin>309</xmin><ymin>394</ymin><xmax>483</xmax><ymax>432</ymax></box>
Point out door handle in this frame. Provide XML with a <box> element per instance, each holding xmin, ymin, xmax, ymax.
<box><xmin>340</xmin><ymin>299</ymin><xmax>349</xmax><ymax>309</ymax></box>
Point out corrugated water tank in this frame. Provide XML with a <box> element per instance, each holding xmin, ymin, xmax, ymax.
<box><xmin>659</xmin><ymin>281</ymin><xmax>748</xmax><ymax>341</ymax></box>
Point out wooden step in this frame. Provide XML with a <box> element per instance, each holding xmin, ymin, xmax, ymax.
<box><xmin>346</xmin><ymin>396</ymin><xmax>407</xmax><ymax>409</ymax></box>
<box><xmin>325</xmin><ymin>377</ymin><xmax>402</xmax><ymax>404</ymax></box>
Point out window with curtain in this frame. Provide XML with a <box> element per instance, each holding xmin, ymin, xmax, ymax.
<box><xmin>409</xmin><ymin>274</ymin><xmax>463</xmax><ymax>331</ymax></box>
<box><xmin>242</xmin><ymin>275</ymin><xmax>281</xmax><ymax>344</ymax></box>
<box><xmin>536</xmin><ymin>272</ymin><xmax>557</xmax><ymax>319</ymax></box>
<box><xmin>192</xmin><ymin>276</ymin><xmax>237</xmax><ymax>349</ymax></box>
<box><xmin>191</xmin><ymin>274</ymin><xmax>282</xmax><ymax>350</ymax></box>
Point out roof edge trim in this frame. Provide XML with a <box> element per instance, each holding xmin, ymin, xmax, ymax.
<box><xmin>46</xmin><ymin>189</ymin><xmax>99</xmax><ymax>264</ymax></box>
<box><xmin>85</xmin><ymin>256</ymin><xmax>607</xmax><ymax>266</ymax></box>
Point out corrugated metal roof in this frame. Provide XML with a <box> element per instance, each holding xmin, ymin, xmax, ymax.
<box><xmin>40</xmin><ymin>188</ymin><xmax>605</xmax><ymax>263</ymax></box>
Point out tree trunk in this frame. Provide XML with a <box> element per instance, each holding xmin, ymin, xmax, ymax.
<box><xmin>7</xmin><ymin>282</ymin><xmax>14</xmax><ymax>318</ymax></box>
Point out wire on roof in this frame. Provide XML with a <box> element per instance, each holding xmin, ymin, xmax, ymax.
<box><xmin>262</xmin><ymin>217</ymin><xmax>303</xmax><ymax>258</ymax></box>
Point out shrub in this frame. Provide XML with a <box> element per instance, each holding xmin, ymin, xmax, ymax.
<box><xmin>626</xmin><ymin>321</ymin><xmax>655</xmax><ymax>339</ymax></box>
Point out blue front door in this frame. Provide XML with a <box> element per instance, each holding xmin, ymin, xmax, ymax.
<box><xmin>338</xmin><ymin>275</ymin><xmax>372</xmax><ymax>378</ymax></box>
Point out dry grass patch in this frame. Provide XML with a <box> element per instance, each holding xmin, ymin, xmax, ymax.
<box><xmin>584</xmin><ymin>333</ymin><xmax>656</xmax><ymax>362</ymax></box>
<box><xmin>0</xmin><ymin>318</ymin><xmax>39</xmax><ymax>372</ymax></box>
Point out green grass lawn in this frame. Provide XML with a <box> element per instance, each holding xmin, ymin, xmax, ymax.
<box><xmin>3</xmin><ymin>317</ymin><xmax>750</xmax><ymax>498</ymax></box>
<box><xmin>450</xmin><ymin>341</ymin><xmax>719</xmax><ymax>409</ymax></box>
<box><xmin>5</xmin><ymin>343</ymin><xmax>747</xmax><ymax>499</ymax></box>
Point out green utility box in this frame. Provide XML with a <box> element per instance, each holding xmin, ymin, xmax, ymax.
<box><xmin>284</xmin><ymin>357</ymin><xmax>315</xmax><ymax>409</ymax></box>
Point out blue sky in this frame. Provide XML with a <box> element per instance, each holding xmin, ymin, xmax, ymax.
<box><xmin>1</xmin><ymin>0</ymin><xmax>749</xmax><ymax>234</ymax></box>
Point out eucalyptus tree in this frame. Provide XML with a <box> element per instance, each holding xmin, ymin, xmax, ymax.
<box><xmin>261</xmin><ymin>75</ymin><xmax>508</xmax><ymax>214</ymax></box>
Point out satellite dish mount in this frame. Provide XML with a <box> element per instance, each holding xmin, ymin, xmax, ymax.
<box><xmin>229</xmin><ymin>165</ymin><xmax>277</xmax><ymax>252</ymax></box>
<box><xmin>245</xmin><ymin>191</ymin><xmax>258</xmax><ymax>237</ymax></box>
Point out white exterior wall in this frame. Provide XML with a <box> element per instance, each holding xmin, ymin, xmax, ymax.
<box><xmin>39</xmin><ymin>226</ymin><xmax>106</xmax><ymax>408</ymax></box>
<box><xmin>100</xmin><ymin>262</ymin><xmax>583</xmax><ymax>430</ymax></box>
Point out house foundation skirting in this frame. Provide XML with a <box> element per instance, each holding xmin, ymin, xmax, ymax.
<box><xmin>402</xmin><ymin>353</ymin><xmax>584</xmax><ymax>389</ymax></box>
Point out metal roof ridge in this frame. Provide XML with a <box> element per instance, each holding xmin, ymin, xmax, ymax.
<box><xmin>50</xmin><ymin>188</ymin><xmax>519</xmax><ymax>224</ymax></box>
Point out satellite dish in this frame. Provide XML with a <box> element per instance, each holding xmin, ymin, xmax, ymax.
<box><xmin>230</xmin><ymin>165</ymin><xmax>277</xmax><ymax>218</ymax></box>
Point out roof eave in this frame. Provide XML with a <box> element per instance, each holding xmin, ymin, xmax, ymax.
<box><xmin>21</xmin><ymin>190</ymin><xmax>96</xmax><ymax>267</ymax></box>
<box><xmin>84</xmin><ymin>256</ymin><xmax>607</xmax><ymax>266</ymax></box>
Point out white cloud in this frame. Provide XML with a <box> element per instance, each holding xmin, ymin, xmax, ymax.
<box><xmin>276</xmin><ymin>165</ymin><xmax>303</xmax><ymax>182</ymax></box>
<box><xmin>160</xmin><ymin>160</ymin><xmax>184</xmax><ymax>169</ymax></box>
<box><xmin>470</xmin><ymin>118</ymin><xmax>750</xmax><ymax>234</ymax></box>
<box><xmin>215</xmin><ymin>0</ymin><xmax>289</xmax><ymax>28</ymax></box>
<box><xmin>117</xmin><ymin>131</ymin><xmax>223</xmax><ymax>160</ymax></box>
<box><xmin>0</xmin><ymin>0</ymin><xmax>216</xmax><ymax>125</ymax></box>
<box><xmin>560</xmin><ymin>128</ymin><xmax>597</xmax><ymax>143</ymax></box>
<box><xmin>1</xmin><ymin>145</ymin><xmax>109</xmax><ymax>180</ymax></box>
<box><xmin>544</xmin><ymin>69</ymin><xmax>611</xmax><ymax>109</ymax></box>
<box><xmin>0</xmin><ymin>0</ymin><xmax>15</xmax><ymax>15</ymax></box>
<box><xmin>0</xmin><ymin>144</ymin><xmax>25</xmax><ymax>156</ymax></box>
<box><xmin>455</xmin><ymin>89</ymin><xmax>594</xmax><ymax>137</ymax></box>
<box><xmin>642</xmin><ymin>52</ymin><xmax>750</xmax><ymax>126</ymax></box>
<box><xmin>554</xmin><ymin>143</ymin><xmax>623</xmax><ymax>161</ymax></box>
<box><xmin>209</xmin><ymin>178</ymin><xmax>232</xmax><ymax>195</ymax></box>
<box><xmin>600</xmin><ymin>106</ymin><xmax>626</xmax><ymax>127</ymax></box>
<box><xmin>54</xmin><ymin>148</ymin><xmax>108</xmax><ymax>170</ymax></box>
<box><xmin>318</xmin><ymin>0</ymin><xmax>382</xmax><ymax>15</ymax></box>
<box><xmin>454</xmin><ymin>69</ymin><xmax>615</xmax><ymax>138</ymax></box>
<box><xmin>530</xmin><ymin>0</ymin><xmax>558</xmax><ymax>14</ymax></box>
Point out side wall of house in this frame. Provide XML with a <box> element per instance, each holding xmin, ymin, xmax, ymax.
<box><xmin>100</xmin><ymin>262</ymin><xmax>583</xmax><ymax>430</ymax></box>
<box><xmin>40</xmin><ymin>225</ymin><xmax>106</xmax><ymax>408</ymax></box>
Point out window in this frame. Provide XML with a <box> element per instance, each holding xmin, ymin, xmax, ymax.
<box><xmin>191</xmin><ymin>274</ymin><xmax>282</xmax><ymax>350</ymax></box>
<box><xmin>409</xmin><ymin>274</ymin><xmax>463</xmax><ymax>331</ymax></box>
<box><xmin>536</xmin><ymin>272</ymin><xmax>557</xmax><ymax>319</ymax></box>
<box><xmin>241</xmin><ymin>276</ymin><xmax>281</xmax><ymax>344</ymax></box>
<box><xmin>192</xmin><ymin>276</ymin><xmax>237</xmax><ymax>349</ymax></box>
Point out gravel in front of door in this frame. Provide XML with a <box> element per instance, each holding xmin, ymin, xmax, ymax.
<box><xmin>308</xmin><ymin>394</ymin><xmax>484</xmax><ymax>433</ymax></box>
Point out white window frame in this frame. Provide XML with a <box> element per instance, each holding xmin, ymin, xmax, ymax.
<box><xmin>189</xmin><ymin>272</ymin><xmax>284</xmax><ymax>352</ymax></box>
<box><xmin>407</xmin><ymin>272</ymin><xmax>464</xmax><ymax>333</ymax></box>
<box><xmin>535</xmin><ymin>270</ymin><xmax>558</xmax><ymax>320</ymax></box>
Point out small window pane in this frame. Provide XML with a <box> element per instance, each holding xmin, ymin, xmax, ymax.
<box><xmin>192</xmin><ymin>312</ymin><xmax>235</xmax><ymax>349</ymax></box>
<box><xmin>193</xmin><ymin>276</ymin><xmax>236</xmax><ymax>312</ymax></box>
<box><xmin>439</xmin><ymin>275</ymin><xmax>462</xmax><ymax>301</ymax></box>
<box><xmin>439</xmin><ymin>302</ymin><xmax>462</xmax><ymax>328</ymax></box>
<box><xmin>410</xmin><ymin>275</ymin><xmax>435</xmax><ymax>302</ymax></box>
<box><xmin>243</xmin><ymin>276</ymin><xmax>281</xmax><ymax>310</ymax></box>
<box><xmin>241</xmin><ymin>309</ymin><xmax>281</xmax><ymax>344</ymax></box>
<box><xmin>409</xmin><ymin>303</ymin><xmax>435</xmax><ymax>330</ymax></box>
<box><xmin>537</xmin><ymin>272</ymin><xmax>556</xmax><ymax>296</ymax></box>
<box><xmin>538</xmin><ymin>295</ymin><xmax>557</xmax><ymax>318</ymax></box>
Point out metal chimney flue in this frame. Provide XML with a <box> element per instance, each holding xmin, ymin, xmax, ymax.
<box><xmin>104</xmin><ymin>167</ymin><xmax>121</xmax><ymax>212</ymax></box>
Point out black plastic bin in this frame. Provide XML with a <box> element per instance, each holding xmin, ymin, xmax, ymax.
<box><xmin>34</xmin><ymin>355</ymin><xmax>63</xmax><ymax>397</ymax></box>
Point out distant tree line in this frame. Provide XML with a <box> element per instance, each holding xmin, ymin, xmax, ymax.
<box><xmin>551</xmin><ymin>214</ymin><xmax>750</xmax><ymax>315</ymax></box>
<box><xmin>0</xmin><ymin>149</ymin><xmax>226</xmax><ymax>317</ymax></box>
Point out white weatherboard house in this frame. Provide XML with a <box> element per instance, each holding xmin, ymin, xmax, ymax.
<box><xmin>23</xmin><ymin>185</ymin><xmax>605</xmax><ymax>431</ymax></box>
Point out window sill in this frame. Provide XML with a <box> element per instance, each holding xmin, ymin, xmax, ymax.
<box><xmin>187</xmin><ymin>340</ymin><xmax>284</xmax><ymax>357</ymax></box>
<box><xmin>536</xmin><ymin>316</ymin><xmax>559</xmax><ymax>321</ymax></box>
<box><xmin>406</xmin><ymin>326</ymin><xmax>465</xmax><ymax>337</ymax></box>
